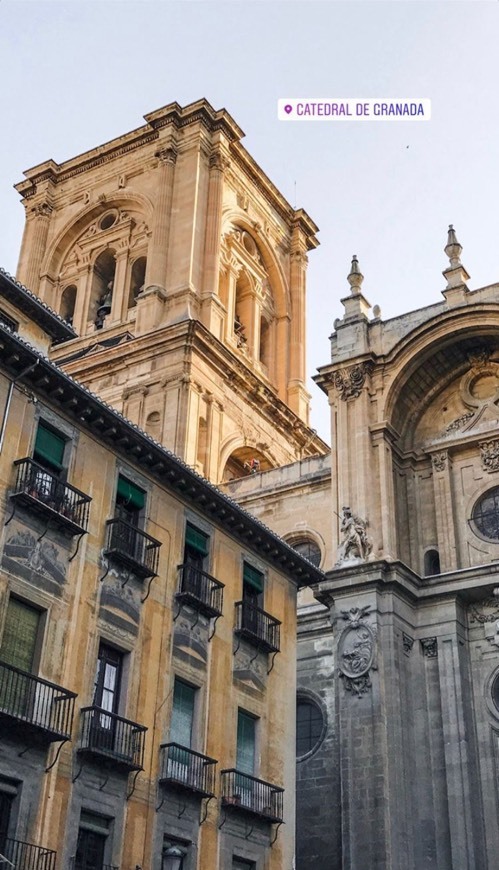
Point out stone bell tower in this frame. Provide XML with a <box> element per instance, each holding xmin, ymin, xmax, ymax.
<box><xmin>15</xmin><ymin>99</ymin><xmax>327</xmax><ymax>483</ymax></box>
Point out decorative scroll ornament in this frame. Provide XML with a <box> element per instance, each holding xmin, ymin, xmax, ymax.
<box><xmin>420</xmin><ymin>637</ymin><xmax>438</xmax><ymax>658</ymax></box>
<box><xmin>336</xmin><ymin>507</ymin><xmax>372</xmax><ymax>565</ymax></box>
<box><xmin>469</xmin><ymin>597</ymin><xmax>499</xmax><ymax>624</ymax></box>
<box><xmin>333</xmin><ymin>362</ymin><xmax>372</xmax><ymax>401</ymax></box>
<box><xmin>402</xmin><ymin>633</ymin><xmax>414</xmax><ymax>655</ymax></box>
<box><xmin>445</xmin><ymin>411</ymin><xmax>474</xmax><ymax>433</ymax></box>
<box><xmin>431</xmin><ymin>452</ymin><xmax>447</xmax><ymax>472</ymax></box>
<box><xmin>337</xmin><ymin>605</ymin><xmax>376</xmax><ymax>697</ymax></box>
<box><xmin>480</xmin><ymin>440</ymin><xmax>499</xmax><ymax>473</ymax></box>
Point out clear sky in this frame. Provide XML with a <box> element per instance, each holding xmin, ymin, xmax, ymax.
<box><xmin>1</xmin><ymin>0</ymin><xmax>498</xmax><ymax>442</ymax></box>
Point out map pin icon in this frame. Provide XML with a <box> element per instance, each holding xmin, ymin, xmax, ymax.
<box><xmin>284</xmin><ymin>104</ymin><xmax>293</xmax><ymax>115</ymax></box>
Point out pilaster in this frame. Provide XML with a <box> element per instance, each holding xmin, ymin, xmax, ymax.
<box><xmin>145</xmin><ymin>145</ymin><xmax>177</xmax><ymax>291</ymax></box>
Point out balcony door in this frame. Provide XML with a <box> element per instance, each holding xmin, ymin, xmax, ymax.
<box><xmin>111</xmin><ymin>476</ymin><xmax>146</xmax><ymax>561</ymax></box>
<box><xmin>0</xmin><ymin>791</ymin><xmax>13</xmax><ymax>856</ymax></box>
<box><xmin>75</xmin><ymin>811</ymin><xmax>111</xmax><ymax>870</ymax></box>
<box><xmin>0</xmin><ymin>597</ymin><xmax>41</xmax><ymax>717</ymax></box>
<box><xmin>91</xmin><ymin>644</ymin><xmax>122</xmax><ymax>753</ymax></box>
<box><xmin>183</xmin><ymin>524</ymin><xmax>209</xmax><ymax>600</ymax></box>
<box><xmin>242</xmin><ymin>564</ymin><xmax>264</xmax><ymax>635</ymax></box>
<box><xmin>169</xmin><ymin>679</ymin><xmax>196</xmax><ymax>782</ymax></box>
<box><xmin>236</xmin><ymin>710</ymin><xmax>256</xmax><ymax>808</ymax></box>
<box><xmin>31</xmin><ymin>422</ymin><xmax>66</xmax><ymax>505</ymax></box>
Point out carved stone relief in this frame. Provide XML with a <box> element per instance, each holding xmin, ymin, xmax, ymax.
<box><xmin>337</xmin><ymin>606</ymin><xmax>376</xmax><ymax>696</ymax></box>
<box><xmin>333</xmin><ymin>362</ymin><xmax>373</xmax><ymax>401</ymax></box>
<box><xmin>480</xmin><ymin>440</ymin><xmax>499</xmax><ymax>473</ymax></box>
<box><xmin>420</xmin><ymin>637</ymin><xmax>438</xmax><ymax>658</ymax></box>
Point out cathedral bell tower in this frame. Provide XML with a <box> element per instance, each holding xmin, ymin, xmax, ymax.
<box><xmin>15</xmin><ymin>99</ymin><xmax>327</xmax><ymax>482</ymax></box>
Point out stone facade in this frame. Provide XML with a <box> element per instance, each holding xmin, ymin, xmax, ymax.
<box><xmin>14</xmin><ymin>99</ymin><xmax>327</xmax><ymax>484</ymax></box>
<box><xmin>0</xmin><ymin>268</ymin><xmax>325</xmax><ymax>869</ymax></box>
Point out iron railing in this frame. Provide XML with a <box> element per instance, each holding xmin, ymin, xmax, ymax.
<box><xmin>104</xmin><ymin>518</ymin><xmax>160</xmax><ymax>579</ymax></box>
<box><xmin>0</xmin><ymin>660</ymin><xmax>76</xmax><ymax>741</ymax></box>
<box><xmin>79</xmin><ymin>706</ymin><xmax>146</xmax><ymax>772</ymax></box>
<box><xmin>11</xmin><ymin>458</ymin><xmax>91</xmax><ymax>535</ymax></box>
<box><xmin>234</xmin><ymin>601</ymin><xmax>281</xmax><ymax>653</ymax></box>
<box><xmin>0</xmin><ymin>835</ymin><xmax>56</xmax><ymax>870</ymax></box>
<box><xmin>159</xmin><ymin>743</ymin><xmax>217</xmax><ymax>797</ymax></box>
<box><xmin>220</xmin><ymin>769</ymin><xmax>284</xmax><ymax>822</ymax></box>
<box><xmin>176</xmin><ymin>565</ymin><xmax>224</xmax><ymax>618</ymax></box>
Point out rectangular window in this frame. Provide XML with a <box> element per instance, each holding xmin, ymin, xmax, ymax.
<box><xmin>170</xmin><ymin>678</ymin><xmax>196</xmax><ymax>748</ymax></box>
<box><xmin>115</xmin><ymin>475</ymin><xmax>145</xmax><ymax>528</ymax></box>
<box><xmin>0</xmin><ymin>597</ymin><xmax>41</xmax><ymax>673</ymax></box>
<box><xmin>236</xmin><ymin>709</ymin><xmax>256</xmax><ymax>776</ymax></box>
<box><xmin>243</xmin><ymin>563</ymin><xmax>264</xmax><ymax>601</ymax></box>
<box><xmin>33</xmin><ymin>421</ymin><xmax>66</xmax><ymax>474</ymax></box>
<box><xmin>75</xmin><ymin>811</ymin><xmax>112</xmax><ymax>870</ymax></box>
<box><xmin>232</xmin><ymin>860</ymin><xmax>255</xmax><ymax>870</ymax></box>
<box><xmin>184</xmin><ymin>523</ymin><xmax>209</xmax><ymax>566</ymax></box>
<box><xmin>93</xmin><ymin>643</ymin><xmax>123</xmax><ymax>714</ymax></box>
<box><xmin>0</xmin><ymin>309</ymin><xmax>18</xmax><ymax>332</ymax></box>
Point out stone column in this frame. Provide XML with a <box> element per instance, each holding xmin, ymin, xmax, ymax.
<box><xmin>288</xmin><ymin>228</ymin><xmax>309</xmax><ymax>420</ymax></box>
<box><xmin>17</xmin><ymin>201</ymin><xmax>53</xmax><ymax>293</ymax></box>
<box><xmin>430</xmin><ymin>451</ymin><xmax>458</xmax><ymax>571</ymax></box>
<box><xmin>145</xmin><ymin>146</ymin><xmax>177</xmax><ymax>290</ymax></box>
<box><xmin>371</xmin><ymin>424</ymin><xmax>397</xmax><ymax>559</ymax></box>
<box><xmin>202</xmin><ymin>149</ymin><xmax>228</xmax><ymax>298</ymax></box>
<box><xmin>111</xmin><ymin>247</ymin><xmax>129</xmax><ymax>324</ymax></box>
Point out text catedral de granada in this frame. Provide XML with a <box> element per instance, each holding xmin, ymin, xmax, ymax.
<box><xmin>278</xmin><ymin>98</ymin><xmax>431</xmax><ymax>121</ymax></box>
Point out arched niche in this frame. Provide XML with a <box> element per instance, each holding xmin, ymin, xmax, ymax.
<box><xmin>60</xmin><ymin>284</ymin><xmax>77</xmax><ymax>326</ymax></box>
<box><xmin>90</xmin><ymin>248</ymin><xmax>116</xmax><ymax>329</ymax></box>
<box><xmin>221</xmin><ymin>446</ymin><xmax>273</xmax><ymax>482</ymax></box>
<box><xmin>128</xmin><ymin>256</ymin><xmax>147</xmax><ymax>309</ymax></box>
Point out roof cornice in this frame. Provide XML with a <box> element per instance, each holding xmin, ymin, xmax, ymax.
<box><xmin>0</xmin><ymin>268</ymin><xmax>76</xmax><ymax>344</ymax></box>
<box><xmin>0</xmin><ymin>324</ymin><xmax>325</xmax><ymax>588</ymax></box>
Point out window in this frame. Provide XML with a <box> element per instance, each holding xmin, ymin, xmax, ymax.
<box><xmin>93</xmin><ymin>643</ymin><xmax>123</xmax><ymax>715</ymax></box>
<box><xmin>33</xmin><ymin>421</ymin><xmax>66</xmax><ymax>475</ymax></box>
<box><xmin>492</xmin><ymin>673</ymin><xmax>499</xmax><ymax>712</ymax></box>
<box><xmin>184</xmin><ymin>524</ymin><xmax>209</xmax><ymax>571</ymax></box>
<box><xmin>115</xmin><ymin>475</ymin><xmax>145</xmax><ymax>527</ymax></box>
<box><xmin>232</xmin><ymin>860</ymin><xmax>255</xmax><ymax>870</ymax></box>
<box><xmin>242</xmin><ymin>563</ymin><xmax>264</xmax><ymax>634</ymax></box>
<box><xmin>60</xmin><ymin>285</ymin><xmax>77</xmax><ymax>325</ymax></box>
<box><xmin>472</xmin><ymin>488</ymin><xmax>499</xmax><ymax>540</ymax></box>
<box><xmin>0</xmin><ymin>778</ymin><xmax>18</xmax><ymax>851</ymax></box>
<box><xmin>236</xmin><ymin>709</ymin><xmax>256</xmax><ymax>775</ymax></box>
<box><xmin>0</xmin><ymin>597</ymin><xmax>41</xmax><ymax>674</ymax></box>
<box><xmin>296</xmin><ymin>698</ymin><xmax>324</xmax><ymax>758</ymax></box>
<box><xmin>0</xmin><ymin>309</ymin><xmax>18</xmax><ymax>332</ymax></box>
<box><xmin>170</xmin><ymin>679</ymin><xmax>196</xmax><ymax>749</ymax></box>
<box><xmin>291</xmin><ymin>538</ymin><xmax>322</xmax><ymax>567</ymax></box>
<box><xmin>424</xmin><ymin>549</ymin><xmax>440</xmax><ymax>576</ymax></box>
<box><xmin>74</xmin><ymin>811</ymin><xmax>113</xmax><ymax>870</ymax></box>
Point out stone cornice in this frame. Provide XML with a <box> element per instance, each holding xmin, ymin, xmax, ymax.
<box><xmin>313</xmin><ymin>558</ymin><xmax>499</xmax><ymax>605</ymax></box>
<box><xmin>0</xmin><ymin>322</ymin><xmax>325</xmax><ymax>588</ymax></box>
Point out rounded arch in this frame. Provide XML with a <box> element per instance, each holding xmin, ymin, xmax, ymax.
<box><xmin>221</xmin><ymin>209</ymin><xmax>291</xmax><ymax>319</ymax></box>
<box><xmin>382</xmin><ymin>306</ymin><xmax>499</xmax><ymax>444</ymax></box>
<box><xmin>219</xmin><ymin>435</ymin><xmax>275</xmax><ymax>482</ymax></box>
<box><xmin>41</xmin><ymin>191</ymin><xmax>154</xmax><ymax>279</ymax></box>
<box><xmin>283</xmin><ymin>529</ymin><xmax>325</xmax><ymax>568</ymax></box>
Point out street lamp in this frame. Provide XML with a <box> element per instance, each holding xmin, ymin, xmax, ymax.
<box><xmin>162</xmin><ymin>845</ymin><xmax>184</xmax><ymax>870</ymax></box>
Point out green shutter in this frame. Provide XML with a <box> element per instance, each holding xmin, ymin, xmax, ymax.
<box><xmin>0</xmin><ymin>598</ymin><xmax>40</xmax><ymax>673</ymax></box>
<box><xmin>117</xmin><ymin>477</ymin><xmax>145</xmax><ymax>510</ymax></box>
<box><xmin>33</xmin><ymin>423</ymin><xmax>65</xmax><ymax>471</ymax></box>
<box><xmin>185</xmin><ymin>524</ymin><xmax>209</xmax><ymax>557</ymax></box>
<box><xmin>243</xmin><ymin>563</ymin><xmax>264</xmax><ymax>593</ymax></box>
<box><xmin>236</xmin><ymin>710</ymin><xmax>256</xmax><ymax>775</ymax></box>
<box><xmin>170</xmin><ymin>679</ymin><xmax>195</xmax><ymax>748</ymax></box>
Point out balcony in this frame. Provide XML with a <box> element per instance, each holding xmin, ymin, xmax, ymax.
<box><xmin>221</xmin><ymin>769</ymin><xmax>284</xmax><ymax>823</ymax></box>
<box><xmin>78</xmin><ymin>706</ymin><xmax>147</xmax><ymax>772</ymax></box>
<box><xmin>103</xmin><ymin>518</ymin><xmax>160</xmax><ymax>579</ymax></box>
<box><xmin>234</xmin><ymin>601</ymin><xmax>281</xmax><ymax>654</ymax></box>
<box><xmin>10</xmin><ymin>458</ymin><xmax>91</xmax><ymax>535</ymax></box>
<box><xmin>176</xmin><ymin>565</ymin><xmax>224</xmax><ymax>619</ymax></box>
<box><xmin>0</xmin><ymin>660</ymin><xmax>76</xmax><ymax>742</ymax></box>
<box><xmin>159</xmin><ymin>743</ymin><xmax>217</xmax><ymax>797</ymax></box>
<box><xmin>0</xmin><ymin>835</ymin><xmax>56</xmax><ymax>870</ymax></box>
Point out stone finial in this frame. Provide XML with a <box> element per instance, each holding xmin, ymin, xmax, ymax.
<box><xmin>444</xmin><ymin>224</ymin><xmax>463</xmax><ymax>268</ymax></box>
<box><xmin>442</xmin><ymin>223</ymin><xmax>470</xmax><ymax>297</ymax></box>
<box><xmin>347</xmin><ymin>255</ymin><xmax>364</xmax><ymax>295</ymax></box>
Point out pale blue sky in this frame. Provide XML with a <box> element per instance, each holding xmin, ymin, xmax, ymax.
<box><xmin>0</xmin><ymin>1</ymin><xmax>498</xmax><ymax>441</ymax></box>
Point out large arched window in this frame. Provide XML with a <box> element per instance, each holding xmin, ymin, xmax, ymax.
<box><xmin>90</xmin><ymin>249</ymin><xmax>116</xmax><ymax>329</ymax></box>
<box><xmin>128</xmin><ymin>256</ymin><xmax>147</xmax><ymax>309</ymax></box>
<box><xmin>472</xmin><ymin>487</ymin><xmax>499</xmax><ymax>541</ymax></box>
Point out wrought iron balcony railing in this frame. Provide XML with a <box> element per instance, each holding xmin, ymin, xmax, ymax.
<box><xmin>11</xmin><ymin>458</ymin><xmax>91</xmax><ymax>535</ymax></box>
<box><xmin>103</xmin><ymin>518</ymin><xmax>160</xmax><ymax>579</ymax></box>
<box><xmin>78</xmin><ymin>706</ymin><xmax>147</xmax><ymax>772</ymax></box>
<box><xmin>0</xmin><ymin>660</ymin><xmax>76</xmax><ymax>742</ymax></box>
<box><xmin>159</xmin><ymin>743</ymin><xmax>217</xmax><ymax>797</ymax></box>
<box><xmin>176</xmin><ymin>564</ymin><xmax>224</xmax><ymax>618</ymax></box>
<box><xmin>0</xmin><ymin>835</ymin><xmax>56</xmax><ymax>870</ymax></box>
<box><xmin>221</xmin><ymin>769</ymin><xmax>284</xmax><ymax>823</ymax></box>
<box><xmin>234</xmin><ymin>601</ymin><xmax>281</xmax><ymax>653</ymax></box>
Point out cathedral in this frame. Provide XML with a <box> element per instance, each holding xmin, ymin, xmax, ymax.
<box><xmin>1</xmin><ymin>98</ymin><xmax>499</xmax><ymax>869</ymax></box>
